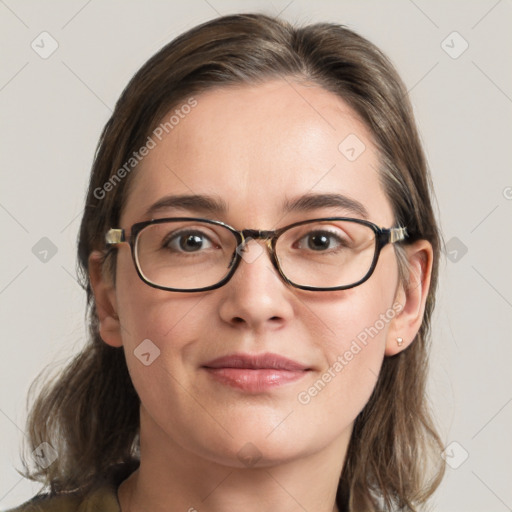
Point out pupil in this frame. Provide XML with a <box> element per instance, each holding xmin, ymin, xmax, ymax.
<box><xmin>181</xmin><ymin>234</ymin><xmax>203</xmax><ymax>251</ymax></box>
<box><xmin>309</xmin><ymin>234</ymin><xmax>329</xmax><ymax>250</ymax></box>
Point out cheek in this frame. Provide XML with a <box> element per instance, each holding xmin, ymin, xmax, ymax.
<box><xmin>301</xmin><ymin>294</ymin><xmax>394</xmax><ymax>414</ymax></box>
<box><xmin>113</xmin><ymin>254</ymin><xmax>209</xmax><ymax>392</ymax></box>
<box><xmin>302</xmin><ymin>250</ymin><xmax>399</xmax><ymax>415</ymax></box>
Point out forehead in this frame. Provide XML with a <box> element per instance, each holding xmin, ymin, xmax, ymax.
<box><xmin>121</xmin><ymin>79</ymin><xmax>394</xmax><ymax>228</ymax></box>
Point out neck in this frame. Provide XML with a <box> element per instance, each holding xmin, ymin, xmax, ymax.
<box><xmin>118</xmin><ymin>408</ymin><xmax>347</xmax><ymax>512</ymax></box>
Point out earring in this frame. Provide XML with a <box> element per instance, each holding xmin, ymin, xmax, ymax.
<box><xmin>397</xmin><ymin>337</ymin><xmax>404</xmax><ymax>346</ymax></box>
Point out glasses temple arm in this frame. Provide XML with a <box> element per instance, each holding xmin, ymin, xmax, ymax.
<box><xmin>105</xmin><ymin>228</ymin><xmax>125</xmax><ymax>245</ymax></box>
<box><xmin>389</xmin><ymin>226</ymin><xmax>408</xmax><ymax>243</ymax></box>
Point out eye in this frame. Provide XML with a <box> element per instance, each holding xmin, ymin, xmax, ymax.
<box><xmin>163</xmin><ymin>230</ymin><xmax>216</xmax><ymax>253</ymax></box>
<box><xmin>295</xmin><ymin>230</ymin><xmax>348</xmax><ymax>252</ymax></box>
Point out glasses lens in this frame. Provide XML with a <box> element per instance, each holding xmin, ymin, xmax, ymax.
<box><xmin>135</xmin><ymin>221</ymin><xmax>237</xmax><ymax>290</ymax></box>
<box><xmin>275</xmin><ymin>220</ymin><xmax>376</xmax><ymax>289</ymax></box>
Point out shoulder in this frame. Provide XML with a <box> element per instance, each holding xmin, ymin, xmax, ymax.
<box><xmin>6</xmin><ymin>484</ymin><xmax>120</xmax><ymax>512</ymax></box>
<box><xmin>6</xmin><ymin>493</ymin><xmax>82</xmax><ymax>512</ymax></box>
<box><xmin>6</xmin><ymin>461</ymin><xmax>137</xmax><ymax>512</ymax></box>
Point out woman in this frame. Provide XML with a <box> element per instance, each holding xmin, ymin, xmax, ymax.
<box><xmin>13</xmin><ymin>13</ymin><xmax>444</xmax><ymax>512</ymax></box>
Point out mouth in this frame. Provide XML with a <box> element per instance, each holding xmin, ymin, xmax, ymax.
<box><xmin>202</xmin><ymin>353</ymin><xmax>311</xmax><ymax>392</ymax></box>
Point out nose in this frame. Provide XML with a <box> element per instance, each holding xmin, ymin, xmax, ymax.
<box><xmin>217</xmin><ymin>238</ymin><xmax>294</xmax><ymax>331</ymax></box>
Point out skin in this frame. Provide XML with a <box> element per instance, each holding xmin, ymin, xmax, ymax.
<box><xmin>89</xmin><ymin>79</ymin><xmax>433</xmax><ymax>512</ymax></box>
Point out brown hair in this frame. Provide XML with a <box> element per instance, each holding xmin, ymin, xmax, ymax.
<box><xmin>20</xmin><ymin>13</ymin><xmax>444</xmax><ymax>511</ymax></box>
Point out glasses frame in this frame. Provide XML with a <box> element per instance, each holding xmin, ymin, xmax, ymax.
<box><xmin>105</xmin><ymin>217</ymin><xmax>408</xmax><ymax>293</ymax></box>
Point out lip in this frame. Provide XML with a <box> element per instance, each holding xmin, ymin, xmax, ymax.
<box><xmin>202</xmin><ymin>352</ymin><xmax>311</xmax><ymax>393</ymax></box>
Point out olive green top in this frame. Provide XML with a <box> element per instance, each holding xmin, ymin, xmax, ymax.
<box><xmin>5</xmin><ymin>463</ymin><xmax>139</xmax><ymax>512</ymax></box>
<box><xmin>7</xmin><ymin>483</ymin><xmax>121</xmax><ymax>512</ymax></box>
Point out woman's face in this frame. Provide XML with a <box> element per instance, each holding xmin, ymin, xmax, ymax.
<box><xmin>97</xmin><ymin>80</ymin><xmax>409</xmax><ymax>468</ymax></box>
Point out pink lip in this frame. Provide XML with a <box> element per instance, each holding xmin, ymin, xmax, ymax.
<box><xmin>202</xmin><ymin>353</ymin><xmax>310</xmax><ymax>392</ymax></box>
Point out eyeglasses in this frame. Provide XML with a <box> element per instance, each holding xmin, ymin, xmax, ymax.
<box><xmin>105</xmin><ymin>217</ymin><xmax>407</xmax><ymax>292</ymax></box>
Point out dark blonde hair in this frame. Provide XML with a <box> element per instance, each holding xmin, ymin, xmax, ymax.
<box><xmin>20</xmin><ymin>13</ymin><xmax>444</xmax><ymax>511</ymax></box>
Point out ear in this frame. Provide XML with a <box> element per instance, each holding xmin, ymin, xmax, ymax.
<box><xmin>88</xmin><ymin>251</ymin><xmax>123</xmax><ymax>348</ymax></box>
<box><xmin>385</xmin><ymin>240</ymin><xmax>433</xmax><ymax>356</ymax></box>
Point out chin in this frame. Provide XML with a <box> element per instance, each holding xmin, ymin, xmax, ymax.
<box><xmin>193</xmin><ymin>423</ymin><xmax>323</xmax><ymax>469</ymax></box>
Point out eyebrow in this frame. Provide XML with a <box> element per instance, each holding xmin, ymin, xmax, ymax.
<box><xmin>283</xmin><ymin>193</ymin><xmax>369</xmax><ymax>219</ymax></box>
<box><xmin>144</xmin><ymin>194</ymin><xmax>228</xmax><ymax>218</ymax></box>
<box><xmin>144</xmin><ymin>192</ymin><xmax>369</xmax><ymax>220</ymax></box>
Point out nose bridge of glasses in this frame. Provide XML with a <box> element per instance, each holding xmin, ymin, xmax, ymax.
<box><xmin>236</xmin><ymin>229</ymin><xmax>276</xmax><ymax>265</ymax></box>
<box><xmin>239</xmin><ymin>229</ymin><xmax>275</xmax><ymax>248</ymax></box>
<box><xmin>240</xmin><ymin>229</ymin><xmax>274</xmax><ymax>240</ymax></box>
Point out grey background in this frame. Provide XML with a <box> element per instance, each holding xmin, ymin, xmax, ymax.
<box><xmin>1</xmin><ymin>1</ymin><xmax>511</xmax><ymax>510</ymax></box>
